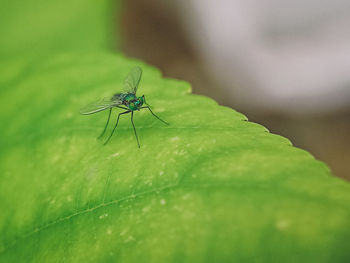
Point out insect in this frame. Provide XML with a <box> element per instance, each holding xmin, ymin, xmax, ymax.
<box><xmin>80</xmin><ymin>66</ymin><xmax>169</xmax><ymax>148</ymax></box>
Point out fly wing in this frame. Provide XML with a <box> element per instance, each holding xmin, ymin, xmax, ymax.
<box><xmin>79</xmin><ymin>97</ymin><xmax>122</xmax><ymax>115</ymax></box>
<box><xmin>123</xmin><ymin>66</ymin><xmax>142</xmax><ymax>94</ymax></box>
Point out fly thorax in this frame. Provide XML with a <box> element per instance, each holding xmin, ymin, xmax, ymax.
<box><xmin>124</xmin><ymin>94</ymin><xmax>135</xmax><ymax>110</ymax></box>
<box><xmin>128</xmin><ymin>102</ymin><xmax>138</xmax><ymax>111</ymax></box>
<box><xmin>124</xmin><ymin>94</ymin><xmax>136</xmax><ymax>102</ymax></box>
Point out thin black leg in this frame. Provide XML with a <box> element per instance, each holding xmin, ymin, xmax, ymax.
<box><xmin>141</xmin><ymin>106</ymin><xmax>169</xmax><ymax>125</ymax></box>
<box><xmin>104</xmin><ymin>110</ymin><xmax>131</xmax><ymax>145</ymax></box>
<box><xmin>116</xmin><ymin>106</ymin><xmax>129</xmax><ymax>110</ymax></box>
<box><xmin>98</xmin><ymin>108</ymin><xmax>112</xmax><ymax>139</ymax></box>
<box><xmin>130</xmin><ymin>111</ymin><xmax>140</xmax><ymax>148</ymax></box>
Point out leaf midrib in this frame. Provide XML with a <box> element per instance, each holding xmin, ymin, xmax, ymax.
<box><xmin>1</xmin><ymin>178</ymin><xmax>348</xmax><ymax>255</ymax></box>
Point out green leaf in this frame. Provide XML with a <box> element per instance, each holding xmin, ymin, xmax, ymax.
<box><xmin>1</xmin><ymin>52</ymin><xmax>350</xmax><ymax>263</ymax></box>
<box><xmin>0</xmin><ymin>0</ymin><xmax>120</xmax><ymax>57</ymax></box>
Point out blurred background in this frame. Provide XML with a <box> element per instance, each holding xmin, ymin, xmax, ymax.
<box><xmin>119</xmin><ymin>0</ymin><xmax>350</xmax><ymax>181</ymax></box>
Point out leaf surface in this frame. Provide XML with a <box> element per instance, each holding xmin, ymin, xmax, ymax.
<box><xmin>0</xmin><ymin>52</ymin><xmax>350</xmax><ymax>262</ymax></box>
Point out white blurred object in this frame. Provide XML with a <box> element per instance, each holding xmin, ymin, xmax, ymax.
<box><xmin>174</xmin><ymin>0</ymin><xmax>350</xmax><ymax>113</ymax></box>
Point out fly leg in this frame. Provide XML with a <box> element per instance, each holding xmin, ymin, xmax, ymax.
<box><xmin>140</xmin><ymin>106</ymin><xmax>169</xmax><ymax>125</ymax></box>
<box><xmin>98</xmin><ymin>108</ymin><xmax>112</xmax><ymax>139</ymax></box>
<box><xmin>130</xmin><ymin>111</ymin><xmax>140</xmax><ymax>148</ymax></box>
<box><xmin>104</xmin><ymin>110</ymin><xmax>131</xmax><ymax>145</ymax></box>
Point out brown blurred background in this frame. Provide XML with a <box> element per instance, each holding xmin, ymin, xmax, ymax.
<box><xmin>118</xmin><ymin>0</ymin><xmax>350</xmax><ymax>181</ymax></box>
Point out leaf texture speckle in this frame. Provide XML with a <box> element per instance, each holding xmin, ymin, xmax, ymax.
<box><xmin>0</xmin><ymin>52</ymin><xmax>350</xmax><ymax>263</ymax></box>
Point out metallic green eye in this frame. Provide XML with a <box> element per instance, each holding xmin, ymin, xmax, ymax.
<box><xmin>135</xmin><ymin>99</ymin><xmax>143</xmax><ymax>107</ymax></box>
